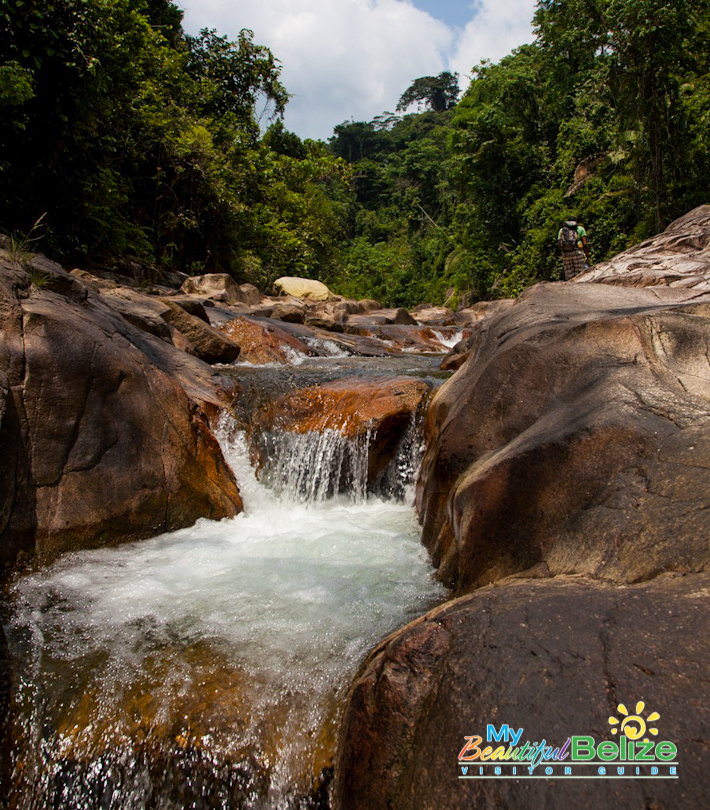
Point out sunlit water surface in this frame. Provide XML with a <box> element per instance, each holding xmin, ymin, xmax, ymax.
<box><xmin>5</xmin><ymin>421</ymin><xmax>445</xmax><ymax>809</ymax></box>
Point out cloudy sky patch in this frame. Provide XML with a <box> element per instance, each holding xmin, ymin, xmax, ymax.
<box><xmin>179</xmin><ymin>0</ymin><xmax>537</xmax><ymax>140</ymax></box>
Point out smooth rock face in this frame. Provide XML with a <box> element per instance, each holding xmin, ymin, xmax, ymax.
<box><xmin>100</xmin><ymin>286</ymin><xmax>173</xmax><ymax>339</ymax></box>
<box><xmin>161</xmin><ymin>302</ymin><xmax>240</xmax><ymax>364</ymax></box>
<box><xmin>578</xmin><ymin>204</ymin><xmax>710</xmax><ymax>289</ymax></box>
<box><xmin>0</xmin><ymin>252</ymin><xmax>242</xmax><ymax>566</ymax></box>
<box><xmin>417</xmin><ymin>282</ymin><xmax>710</xmax><ymax>593</ymax></box>
<box><xmin>273</xmin><ymin>276</ymin><xmax>331</xmax><ymax>301</ymax></box>
<box><xmin>335</xmin><ymin>573</ymin><xmax>710</xmax><ymax>810</ymax></box>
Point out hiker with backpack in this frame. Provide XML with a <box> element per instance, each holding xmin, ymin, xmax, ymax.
<box><xmin>557</xmin><ymin>219</ymin><xmax>590</xmax><ymax>280</ymax></box>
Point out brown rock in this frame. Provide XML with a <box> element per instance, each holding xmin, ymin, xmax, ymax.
<box><xmin>270</xmin><ymin>302</ymin><xmax>306</xmax><ymax>324</ymax></box>
<box><xmin>180</xmin><ymin>273</ymin><xmax>244</xmax><ymax>303</ymax></box>
<box><xmin>579</xmin><ymin>204</ymin><xmax>710</xmax><ymax>289</ymax></box>
<box><xmin>101</xmin><ymin>286</ymin><xmax>173</xmax><ymax>340</ymax></box>
<box><xmin>439</xmin><ymin>340</ymin><xmax>472</xmax><ymax>371</ymax></box>
<box><xmin>238</xmin><ymin>282</ymin><xmax>263</xmax><ymax>306</ymax></box>
<box><xmin>259</xmin><ymin>376</ymin><xmax>429</xmax><ymax>482</ymax></box>
<box><xmin>358</xmin><ymin>299</ymin><xmax>382</xmax><ymax>312</ymax></box>
<box><xmin>417</xmin><ymin>282</ymin><xmax>710</xmax><ymax>593</ymax></box>
<box><xmin>162</xmin><ymin>302</ymin><xmax>240</xmax><ymax>364</ymax></box>
<box><xmin>158</xmin><ymin>294</ymin><xmax>211</xmax><ymax>322</ymax></box>
<box><xmin>219</xmin><ymin>316</ymin><xmax>314</xmax><ymax>364</ymax></box>
<box><xmin>335</xmin><ymin>572</ymin><xmax>710</xmax><ymax>810</ymax></box>
<box><xmin>411</xmin><ymin>306</ymin><xmax>456</xmax><ymax>326</ymax></box>
<box><xmin>304</xmin><ymin>312</ymin><xmax>345</xmax><ymax>332</ymax></box>
<box><xmin>454</xmin><ymin>297</ymin><xmax>515</xmax><ymax>325</ymax></box>
<box><xmin>0</xmin><ymin>249</ymin><xmax>242</xmax><ymax>566</ymax></box>
<box><xmin>378</xmin><ymin>308</ymin><xmax>417</xmax><ymax>325</ymax></box>
<box><xmin>345</xmin><ymin>314</ymin><xmax>391</xmax><ymax>327</ymax></box>
<box><xmin>70</xmin><ymin>268</ymin><xmax>119</xmax><ymax>293</ymax></box>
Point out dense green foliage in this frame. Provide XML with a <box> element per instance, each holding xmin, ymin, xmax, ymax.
<box><xmin>0</xmin><ymin>0</ymin><xmax>350</xmax><ymax>284</ymax></box>
<box><xmin>330</xmin><ymin>0</ymin><xmax>710</xmax><ymax>303</ymax></box>
<box><xmin>1</xmin><ymin>0</ymin><xmax>709</xmax><ymax>301</ymax></box>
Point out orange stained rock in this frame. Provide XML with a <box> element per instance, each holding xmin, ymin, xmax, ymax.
<box><xmin>220</xmin><ymin>316</ymin><xmax>313</xmax><ymax>364</ymax></box>
<box><xmin>268</xmin><ymin>377</ymin><xmax>430</xmax><ymax>438</ymax></box>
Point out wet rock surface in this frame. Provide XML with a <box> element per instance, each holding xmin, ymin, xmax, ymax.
<box><xmin>219</xmin><ymin>315</ymin><xmax>316</xmax><ymax>364</ymax></box>
<box><xmin>417</xmin><ymin>282</ymin><xmax>710</xmax><ymax>593</ymax></box>
<box><xmin>0</xmin><ymin>250</ymin><xmax>242</xmax><ymax>566</ymax></box>
<box><xmin>335</xmin><ymin>572</ymin><xmax>710</xmax><ymax>810</ymax></box>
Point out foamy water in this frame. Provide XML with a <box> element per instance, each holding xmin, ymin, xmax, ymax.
<box><xmin>5</xmin><ymin>419</ymin><xmax>444</xmax><ymax>809</ymax></box>
<box><xmin>432</xmin><ymin>328</ymin><xmax>464</xmax><ymax>349</ymax></box>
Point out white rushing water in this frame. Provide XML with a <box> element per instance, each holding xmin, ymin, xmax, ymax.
<box><xmin>431</xmin><ymin>328</ymin><xmax>464</xmax><ymax>349</ymax></box>
<box><xmin>6</xmin><ymin>416</ymin><xmax>445</xmax><ymax>809</ymax></box>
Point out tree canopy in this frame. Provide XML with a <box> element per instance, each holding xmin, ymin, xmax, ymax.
<box><xmin>396</xmin><ymin>71</ymin><xmax>460</xmax><ymax>113</ymax></box>
<box><xmin>2</xmin><ymin>0</ymin><xmax>709</xmax><ymax>304</ymax></box>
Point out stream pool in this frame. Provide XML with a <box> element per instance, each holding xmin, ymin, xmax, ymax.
<box><xmin>3</xmin><ymin>356</ymin><xmax>448</xmax><ymax>809</ymax></box>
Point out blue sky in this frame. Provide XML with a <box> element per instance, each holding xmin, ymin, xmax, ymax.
<box><xmin>179</xmin><ymin>0</ymin><xmax>537</xmax><ymax>141</ymax></box>
<box><xmin>413</xmin><ymin>0</ymin><xmax>477</xmax><ymax>29</ymax></box>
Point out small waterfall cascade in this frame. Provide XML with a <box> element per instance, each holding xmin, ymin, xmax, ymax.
<box><xmin>241</xmin><ymin>408</ymin><xmax>427</xmax><ymax>507</ymax></box>
<box><xmin>253</xmin><ymin>426</ymin><xmax>372</xmax><ymax>504</ymax></box>
<box><xmin>3</xmin><ymin>410</ymin><xmax>445</xmax><ymax>810</ymax></box>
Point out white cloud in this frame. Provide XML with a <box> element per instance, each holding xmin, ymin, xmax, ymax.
<box><xmin>178</xmin><ymin>0</ymin><xmax>536</xmax><ymax>141</ymax></box>
<box><xmin>450</xmin><ymin>0</ymin><xmax>536</xmax><ymax>82</ymax></box>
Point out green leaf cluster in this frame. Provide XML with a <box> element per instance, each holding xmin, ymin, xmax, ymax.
<box><xmin>0</xmin><ymin>0</ymin><xmax>350</xmax><ymax>284</ymax></box>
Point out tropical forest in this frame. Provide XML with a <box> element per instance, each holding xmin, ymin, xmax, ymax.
<box><xmin>3</xmin><ymin>0</ymin><xmax>709</xmax><ymax>305</ymax></box>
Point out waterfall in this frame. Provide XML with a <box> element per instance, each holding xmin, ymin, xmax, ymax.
<box><xmin>259</xmin><ymin>428</ymin><xmax>372</xmax><ymax>504</ymax></box>
<box><xmin>4</xmin><ymin>410</ymin><xmax>445</xmax><ymax>810</ymax></box>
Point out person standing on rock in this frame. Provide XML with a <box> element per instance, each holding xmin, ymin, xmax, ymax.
<box><xmin>557</xmin><ymin>218</ymin><xmax>590</xmax><ymax>280</ymax></box>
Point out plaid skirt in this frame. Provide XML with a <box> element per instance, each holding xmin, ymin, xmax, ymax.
<box><xmin>561</xmin><ymin>249</ymin><xmax>586</xmax><ymax>280</ymax></box>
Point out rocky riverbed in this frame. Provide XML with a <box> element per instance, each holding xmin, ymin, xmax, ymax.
<box><xmin>2</xmin><ymin>206</ymin><xmax>710</xmax><ymax>809</ymax></box>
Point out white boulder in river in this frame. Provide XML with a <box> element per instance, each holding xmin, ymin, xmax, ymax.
<box><xmin>273</xmin><ymin>276</ymin><xmax>331</xmax><ymax>301</ymax></box>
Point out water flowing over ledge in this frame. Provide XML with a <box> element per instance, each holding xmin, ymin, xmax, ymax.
<box><xmin>4</xmin><ymin>413</ymin><xmax>445</xmax><ymax>809</ymax></box>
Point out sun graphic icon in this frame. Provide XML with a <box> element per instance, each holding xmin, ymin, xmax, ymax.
<box><xmin>609</xmin><ymin>702</ymin><xmax>660</xmax><ymax>741</ymax></box>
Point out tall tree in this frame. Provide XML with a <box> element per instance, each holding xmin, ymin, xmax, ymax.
<box><xmin>396</xmin><ymin>71</ymin><xmax>460</xmax><ymax>113</ymax></box>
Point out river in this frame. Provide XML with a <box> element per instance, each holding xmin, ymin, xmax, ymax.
<box><xmin>2</xmin><ymin>352</ymin><xmax>449</xmax><ymax>809</ymax></box>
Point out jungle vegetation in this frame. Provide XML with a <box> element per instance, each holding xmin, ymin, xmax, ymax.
<box><xmin>1</xmin><ymin>0</ymin><xmax>709</xmax><ymax>304</ymax></box>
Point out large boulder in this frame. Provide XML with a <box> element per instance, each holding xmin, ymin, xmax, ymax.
<box><xmin>335</xmin><ymin>572</ymin><xmax>710</xmax><ymax>810</ymax></box>
<box><xmin>99</xmin><ymin>286</ymin><xmax>173</xmax><ymax>339</ymax></box>
<box><xmin>0</xmin><ymin>250</ymin><xmax>243</xmax><ymax>566</ymax></box>
<box><xmin>273</xmin><ymin>276</ymin><xmax>331</xmax><ymax>301</ymax></box>
<box><xmin>180</xmin><ymin>273</ymin><xmax>246</xmax><ymax>303</ymax></box>
<box><xmin>417</xmin><ymin>282</ymin><xmax>710</xmax><ymax>593</ymax></box>
<box><xmin>578</xmin><ymin>204</ymin><xmax>710</xmax><ymax>290</ymax></box>
<box><xmin>269</xmin><ymin>302</ymin><xmax>307</xmax><ymax>324</ymax></box>
<box><xmin>161</xmin><ymin>302</ymin><xmax>241</xmax><ymax>364</ymax></box>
